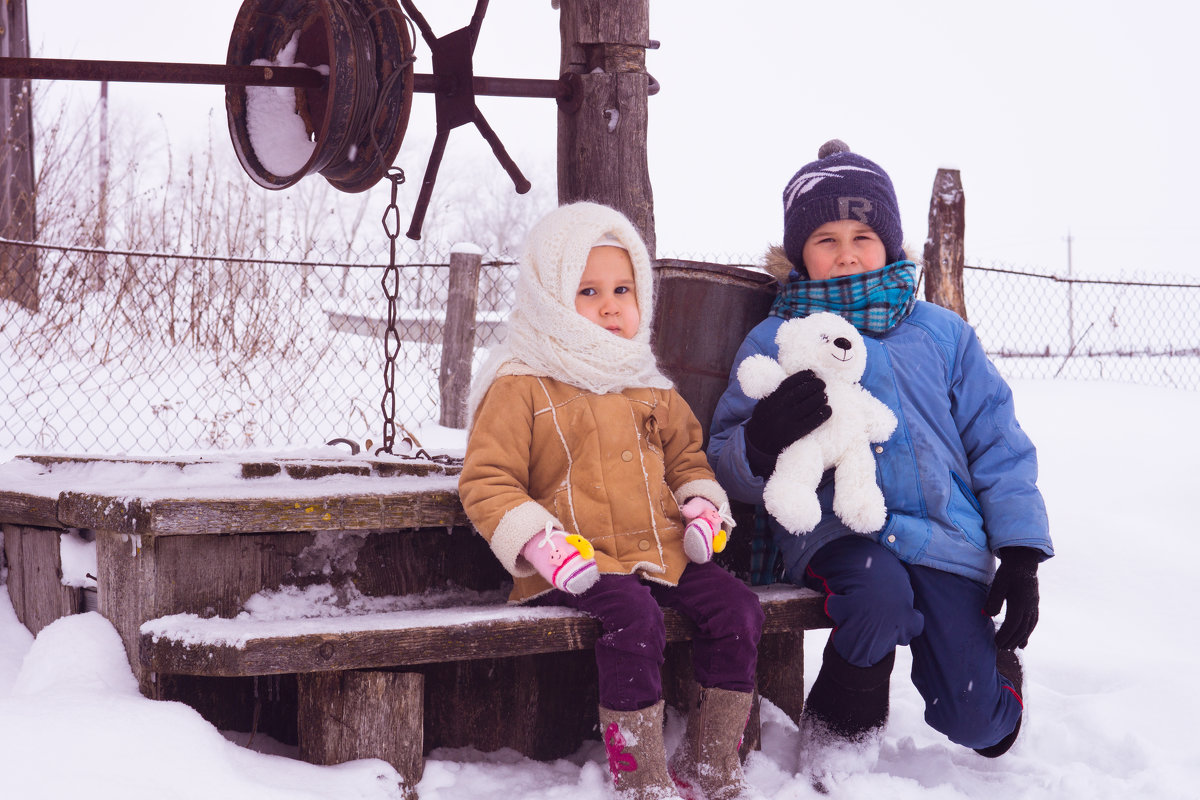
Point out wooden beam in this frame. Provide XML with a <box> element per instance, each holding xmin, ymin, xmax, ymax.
<box><xmin>922</xmin><ymin>168</ymin><xmax>968</xmax><ymax>320</ymax></box>
<box><xmin>1</xmin><ymin>0</ymin><xmax>38</xmax><ymax>311</ymax></box>
<box><xmin>298</xmin><ymin>670</ymin><xmax>423</xmax><ymax>800</ymax></box>
<box><xmin>557</xmin><ymin>0</ymin><xmax>655</xmax><ymax>254</ymax></box>
<box><xmin>439</xmin><ymin>248</ymin><xmax>482</xmax><ymax>429</ymax></box>
<box><xmin>139</xmin><ymin>588</ymin><xmax>830</xmax><ymax>677</ymax></box>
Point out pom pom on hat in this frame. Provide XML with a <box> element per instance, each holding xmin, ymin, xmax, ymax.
<box><xmin>781</xmin><ymin>139</ymin><xmax>904</xmax><ymax>277</ymax></box>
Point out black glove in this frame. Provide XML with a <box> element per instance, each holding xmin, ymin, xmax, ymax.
<box><xmin>743</xmin><ymin>369</ymin><xmax>831</xmax><ymax>478</ymax></box>
<box><xmin>983</xmin><ymin>546</ymin><xmax>1042</xmax><ymax>650</ymax></box>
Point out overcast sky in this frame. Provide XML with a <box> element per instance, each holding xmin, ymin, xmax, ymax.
<box><xmin>27</xmin><ymin>0</ymin><xmax>1200</xmax><ymax>277</ymax></box>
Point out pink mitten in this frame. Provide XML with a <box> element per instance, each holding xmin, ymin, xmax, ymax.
<box><xmin>521</xmin><ymin>525</ymin><xmax>600</xmax><ymax>595</ymax></box>
<box><xmin>679</xmin><ymin>497</ymin><xmax>728</xmax><ymax>564</ymax></box>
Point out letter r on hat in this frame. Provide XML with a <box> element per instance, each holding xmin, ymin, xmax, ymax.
<box><xmin>838</xmin><ymin>197</ymin><xmax>874</xmax><ymax>223</ymax></box>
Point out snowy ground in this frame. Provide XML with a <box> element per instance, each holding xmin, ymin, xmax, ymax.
<box><xmin>1</xmin><ymin>379</ymin><xmax>1197</xmax><ymax>800</ymax></box>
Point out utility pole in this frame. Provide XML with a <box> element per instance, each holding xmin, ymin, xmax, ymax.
<box><xmin>1</xmin><ymin>0</ymin><xmax>39</xmax><ymax>311</ymax></box>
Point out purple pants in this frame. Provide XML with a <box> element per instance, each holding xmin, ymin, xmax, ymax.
<box><xmin>541</xmin><ymin>560</ymin><xmax>765</xmax><ymax>711</ymax></box>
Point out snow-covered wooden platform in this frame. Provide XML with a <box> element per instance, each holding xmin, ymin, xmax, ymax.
<box><xmin>0</xmin><ymin>450</ymin><xmax>830</xmax><ymax>799</ymax></box>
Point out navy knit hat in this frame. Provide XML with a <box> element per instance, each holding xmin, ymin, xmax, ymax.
<box><xmin>782</xmin><ymin>139</ymin><xmax>904</xmax><ymax>276</ymax></box>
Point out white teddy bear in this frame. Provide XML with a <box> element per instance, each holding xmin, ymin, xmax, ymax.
<box><xmin>738</xmin><ymin>312</ymin><xmax>898</xmax><ymax>535</ymax></box>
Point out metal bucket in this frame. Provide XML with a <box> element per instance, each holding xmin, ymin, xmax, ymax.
<box><xmin>651</xmin><ymin>260</ymin><xmax>778</xmax><ymax>446</ymax></box>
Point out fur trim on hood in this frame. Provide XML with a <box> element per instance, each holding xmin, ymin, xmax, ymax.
<box><xmin>763</xmin><ymin>244</ymin><xmax>797</xmax><ymax>284</ymax></box>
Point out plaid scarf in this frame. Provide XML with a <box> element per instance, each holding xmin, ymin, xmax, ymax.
<box><xmin>769</xmin><ymin>260</ymin><xmax>918</xmax><ymax>336</ymax></box>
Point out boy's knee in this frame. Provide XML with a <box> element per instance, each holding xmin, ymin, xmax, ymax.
<box><xmin>825</xmin><ymin>583</ymin><xmax>922</xmax><ymax>665</ymax></box>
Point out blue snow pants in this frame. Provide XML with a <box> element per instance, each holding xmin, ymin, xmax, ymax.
<box><xmin>801</xmin><ymin>535</ymin><xmax>1023</xmax><ymax>750</ymax></box>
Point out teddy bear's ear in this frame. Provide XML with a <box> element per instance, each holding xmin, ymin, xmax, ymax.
<box><xmin>737</xmin><ymin>354</ymin><xmax>788</xmax><ymax>399</ymax></box>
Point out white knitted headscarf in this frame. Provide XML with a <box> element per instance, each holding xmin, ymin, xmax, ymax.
<box><xmin>467</xmin><ymin>202</ymin><xmax>672</xmax><ymax>422</ymax></box>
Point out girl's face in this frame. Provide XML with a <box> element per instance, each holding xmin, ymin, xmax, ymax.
<box><xmin>801</xmin><ymin>219</ymin><xmax>888</xmax><ymax>280</ymax></box>
<box><xmin>575</xmin><ymin>245</ymin><xmax>640</xmax><ymax>339</ymax></box>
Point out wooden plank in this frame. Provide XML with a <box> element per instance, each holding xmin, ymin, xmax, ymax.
<box><xmin>439</xmin><ymin>249</ymin><xmax>482</xmax><ymax>429</ymax></box>
<box><xmin>2</xmin><ymin>525</ymin><xmax>26</xmax><ymax>625</ymax></box>
<box><xmin>140</xmin><ymin>589</ymin><xmax>831</xmax><ymax>677</ymax></box>
<box><xmin>421</xmin><ymin>650</ymin><xmax>599</xmax><ymax>760</ymax></box>
<box><xmin>97</xmin><ymin>528</ymin><xmax>157</xmax><ymax>691</ymax></box>
<box><xmin>14</xmin><ymin>453</ymin><xmax>452</xmax><ymax>479</ymax></box>
<box><xmin>2</xmin><ymin>524</ymin><xmax>79</xmax><ymax>634</ymax></box>
<box><xmin>758</xmin><ymin>631</ymin><xmax>806</xmax><ymax>725</ymax></box>
<box><xmin>298</xmin><ymin>671</ymin><xmax>423</xmax><ymax>800</ymax></box>
<box><xmin>0</xmin><ymin>492</ymin><xmax>62</xmax><ymax>528</ymax></box>
<box><xmin>57</xmin><ymin>489</ymin><xmax>469</xmax><ymax>536</ymax></box>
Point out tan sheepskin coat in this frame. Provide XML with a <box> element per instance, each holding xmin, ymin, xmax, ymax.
<box><xmin>459</xmin><ymin>374</ymin><xmax>729</xmax><ymax>602</ymax></box>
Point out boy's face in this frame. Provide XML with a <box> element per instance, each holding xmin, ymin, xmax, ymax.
<box><xmin>801</xmin><ymin>219</ymin><xmax>888</xmax><ymax>280</ymax></box>
<box><xmin>575</xmin><ymin>245</ymin><xmax>640</xmax><ymax>339</ymax></box>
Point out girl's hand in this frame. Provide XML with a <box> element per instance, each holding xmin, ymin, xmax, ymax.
<box><xmin>679</xmin><ymin>496</ymin><xmax>717</xmax><ymax>521</ymax></box>
<box><xmin>679</xmin><ymin>498</ymin><xmax>727</xmax><ymax>563</ymax></box>
<box><xmin>521</xmin><ymin>524</ymin><xmax>600</xmax><ymax>595</ymax></box>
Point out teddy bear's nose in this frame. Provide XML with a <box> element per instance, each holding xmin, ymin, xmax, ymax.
<box><xmin>834</xmin><ymin>337</ymin><xmax>852</xmax><ymax>351</ymax></box>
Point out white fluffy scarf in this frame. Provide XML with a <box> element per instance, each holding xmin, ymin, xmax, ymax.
<box><xmin>467</xmin><ymin>202</ymin><xmax>672</xmax><ymax>423</ymax></box>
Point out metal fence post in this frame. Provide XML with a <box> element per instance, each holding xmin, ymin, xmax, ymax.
<box><xmin>439</xmin><ymin>247</ymin><xmax>483</xmax><ymax>429</ymax></box>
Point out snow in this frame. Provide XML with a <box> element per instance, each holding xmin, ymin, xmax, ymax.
<box><xmin>58</xmin><ymin>530</ymin><xmax>97</xmax><ymax>589</ymax></box>
<box><xmin>2</xmin><ymin>379</ymin><xmax>1198</xmax><ymax>800</ymax></box>
<box><xmin>141</xmin><ymin>586</ymin><xmax>580</xmax><ymax>649</ymax></box>
<box><xmin>245</xmin><ymin>32</ymin><xmax>324</xmax><ymax>177</ymax></box>
<box><xmin>0</xmin><ymin>453</ymin><xmax>461</xmax><ymax>503</ymax></box>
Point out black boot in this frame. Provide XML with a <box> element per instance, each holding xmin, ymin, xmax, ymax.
<box><xmin>803</xmin><ymin>637</ymin><xmax>896</xmax><ymax>741</ymax></box>
<box><xmin>974</xmin><ymin>648</ymin><xmax>1024</xmax><ymax>758</ymax></box>
<box><xmin>799</xmin><ymin>639</ymin><xmax>895</xmax><ymax>793</ymax></box>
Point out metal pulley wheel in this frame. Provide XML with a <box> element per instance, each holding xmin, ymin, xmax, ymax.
<box><xmin>226</xmin><ymin>0</ymin><xmax>414</xmax><ymax>192</ymax></box>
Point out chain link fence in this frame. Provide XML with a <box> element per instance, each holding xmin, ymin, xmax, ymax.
<box><xmin>2</xmin><ymin>236</ymin><xmax>1197</xmax><ymax>456</ymax></box>
<box><xmin>0</xmin><ymin>235</ymin><xmax>515</xmax><ymax>455</ymax></box>
<box><xmin>960</xmin><ymin>262</ymin><xmax>1200</xmax><ymax>389</ymax></box>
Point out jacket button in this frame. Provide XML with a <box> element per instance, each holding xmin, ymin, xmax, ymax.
<box><xmin>887</xmin><ymin>534</ymin><xmax>896</xmax><ymax>543</ymax></box>
<box><xmin>621</xmin><ymin>450</ymin><xmax>633</xmax><ymax>461</ymax></box>
<box><xmin>875</xmin><ymin>445</ymin><xmax>884</xmax><ymax>454</ymax></box>
<box><xmin>638</xmin><ymin>540</ymin><xmax>651</xmax><ymax>551</ymax></box>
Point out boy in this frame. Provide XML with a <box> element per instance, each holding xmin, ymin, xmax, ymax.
<box><xmin>707</xmin><ymin>140</ymin><xmax>1053</xmax><ymax>783</ymax></box>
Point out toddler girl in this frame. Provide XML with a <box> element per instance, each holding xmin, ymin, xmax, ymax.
<box><xmin>459</xmin><ymin>202</ymin><xmax>765</xmax><ymax>800</ymax></box>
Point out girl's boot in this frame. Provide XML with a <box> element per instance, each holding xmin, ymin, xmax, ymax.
<box><xmin>668</xmin><ymin>686</ymin><xmax>763</xmax><ymax>800</ymax></box>
<box><xmin>600</xmin><ymin>701</ymin><xmax>684</xmax><ymax>800</ymax></box>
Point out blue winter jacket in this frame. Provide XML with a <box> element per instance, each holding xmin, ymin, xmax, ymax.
<box><xmin>708</xmin><ymin>300</ymin><xmax>1053</xmax><ymax>585</ymax></box>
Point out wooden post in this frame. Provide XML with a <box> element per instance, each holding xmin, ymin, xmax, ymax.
<box><xmin>0</xmin><ymin>0</ymin><xmax>39</xmax><ymax>311</ymax></box>
<box><xmin>298</xmin><ymin>670</ymin><xmax>424</xmax><ymax>800</ymax></box>
<box><xmin>922</xmin><ymin>168</ymin><xmax>967</xmax><ymax>320</ymax></box>
<box><xmin>557</xmin><ymin>0</ymin><xmax>655</xmax><ymax>255</ymax></box>
<box><xmin>2</xmin><ymin>524</ymin><xmax>82</xmax><ymax>635</ymax></box>
<box><xmin>439</xmin><ymin>246</ymin><xmax>483</xmax><ymax>428</ymax></box>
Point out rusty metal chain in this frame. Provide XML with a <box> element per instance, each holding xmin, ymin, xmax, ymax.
<box><xmin>378</xmin><ymin>166</ymin><xmax>406</xmax><ymax>457</ymax></box>
<box><xmin>371</xmin><ymin>169</ymin><xmax>465</xmax><ymax>468</ymax></box>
